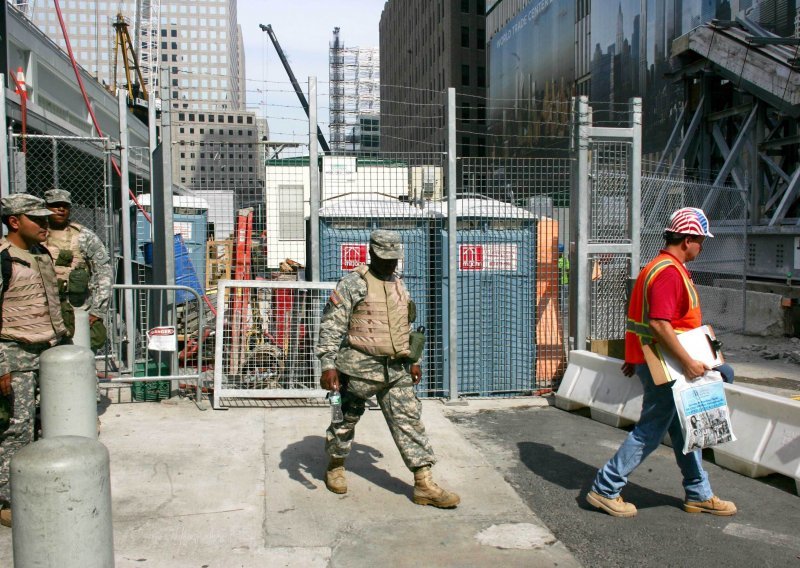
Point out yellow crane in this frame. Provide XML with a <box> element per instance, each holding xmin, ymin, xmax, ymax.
<box><xmin>111</xmin><ymin>13</ymin><xmax>149</xmax><ymax>118</ymax></box>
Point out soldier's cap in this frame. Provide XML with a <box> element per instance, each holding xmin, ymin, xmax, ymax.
<box><xmin>1</xmin><ymin>194</ymin><xmax>52</xmax><ymax>217</ymax></box>
<box><xmin>369</xmin><ymin>229</ymin><xmax>403</xmax><ymax>260</ymax></box>
<box><xmin>44</xmin><ymin>188</ymin><xmax>72</xmax><ymax>206</ymax></box>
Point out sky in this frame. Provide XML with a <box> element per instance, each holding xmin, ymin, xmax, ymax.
<box><xmin>236</xmin><ymin>0</ymin><xmax>385</xmax><ymax>151</ymax></box>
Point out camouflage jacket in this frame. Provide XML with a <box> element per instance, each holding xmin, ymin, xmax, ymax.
<box><xmin>48</xmin><ymin>223</ymin><xmax>112</xmax><ymax>318</ymax></box>
<box><xmin>316</xmin><ymin>268</ymin><xmax>411</xmax><ymax>382</ymax></box>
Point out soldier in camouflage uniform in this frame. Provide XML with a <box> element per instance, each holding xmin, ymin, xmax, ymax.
<box><xmin>44</xmin><ymin>189</ymin><xmax>111</xmax><ymax>350</ymax></box>
<box><xmin>0</xmin><ymin>194</ymin><xmax>70</xmax><ymax>528</ymax></box>
<box><xmin>317</xmin><ymin>230</ymin><xmax>460</xmax><ymax>508</ymax></box>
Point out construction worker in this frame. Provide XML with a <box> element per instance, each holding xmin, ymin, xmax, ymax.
<box><xmin>557</xmin><ymin>243</ymin><xmax>569</xmax><ymax>315</ymax></box>
<box><xmin>586</xmin><ymin>207</ymin><xmax>737</xmax><ymax>518</ymax></box>
<box><xmin>0</xmin><ymin>194</ymin><xmax>70</xmax><ymax>528</ymax></box>
<box><xmin>316</xmin><ymin>229</ymin><xmax>460</xmax><ymax>508</ymax></box>
<box><xmin>44</xmin><ymin>189</ymin><xmax>111</xmax><ymax>351</ymax></box>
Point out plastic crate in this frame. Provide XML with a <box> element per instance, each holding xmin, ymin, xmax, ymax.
<box><xmin>132</xmin><ymin>361</ymin><xmax>171</xmax><ymax>402</ymax></box>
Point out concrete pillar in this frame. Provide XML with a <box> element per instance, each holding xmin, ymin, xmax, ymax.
<box><xmin>72</xmin><ymin>308</ymin><xmax>91</xmax><ymax>349</ymax></box>
<box><xmin>39</xmin><ymin>345</ymin><xmax>97</xmax><ymax>439</ymax></box>
<box><xmin>11</xmin><ymin>436</ymin><xmax>114</xmax><ymax>567</ymax></box>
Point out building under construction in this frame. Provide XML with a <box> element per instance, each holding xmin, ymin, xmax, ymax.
<box><xmin>328</xmin><ymin>27</ymin><xmax>380</xmax><ymax>155</ymax></box>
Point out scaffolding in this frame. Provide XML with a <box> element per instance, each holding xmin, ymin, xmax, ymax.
<box><xmin>328</xmin><ymin>27</ymin><xmax>380</xmax><ymax>155</ymax></box>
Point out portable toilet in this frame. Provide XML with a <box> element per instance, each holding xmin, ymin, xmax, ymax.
<box><xmin>432</xmin><ymin>198</ymin><xmax>537</xmax><ymax>397</ymax></box>
<box><xmin>319</xmin><ymin>196</ymin><xmax>439</xmax><ymax>394</ymax></box>
<box><xmin>133</xmin><ymin>194</ymin><xmax>209</xmax><ymax>288</ymax></box>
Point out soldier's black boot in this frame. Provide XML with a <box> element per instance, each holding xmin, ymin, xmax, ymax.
<box><xmin>325</xmin><ymin>457</ymin><xmax>347</xmax><ymax>494</ymax></box>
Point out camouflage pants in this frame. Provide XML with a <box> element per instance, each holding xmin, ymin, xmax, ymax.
<box><xmin>325</xmin><ymin>373</ymin><xmax>436</xmax><ymax>470</ymax></box>
<box><xmin>0</xmin><ymin>370</ymin><xmax>37</xmax><ymax>506</ymax></box>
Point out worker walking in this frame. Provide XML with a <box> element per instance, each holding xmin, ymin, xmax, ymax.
<box><xmin>586</xmin><ymin>207</ymin><xmax>737</xmax><ymax>518</ymax></box>
<box><xmin>0</xmin><ymin>194</ymin><xmax>71</xmax><ymax>528</ymax></box>
<box><xmin>44</xmin><ymin>189</ymin><xmax>111</xmax><ymax>350</ymax></box>
<box><xmin>316</xmin><ymin>230</ymin><xmax>460</xmax><ymax>508</ymax></box>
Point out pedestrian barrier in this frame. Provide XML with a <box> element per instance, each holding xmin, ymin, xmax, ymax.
<box><xmin>105</xmin><ymin>284</ymin><xmax>206</xmax><ymax>407</ymax></box>
<box><xmin>555</xmin><ymin>350</ymin><xmax>643</xmax><ymax>427</ymax></box>
<box><xmin>712</xmin><ymin>385</ymin><xmax>800</xmax><ymax>493</ymax></box>
<box><xmin>212</xmin><ymin>280</ymin><xmax>334</xmax><ymax>409</ymax></box>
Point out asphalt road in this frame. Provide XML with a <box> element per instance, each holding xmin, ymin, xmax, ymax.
<box><xmin>448</xmin><ymin>403</ymin><xmax>800</xmax><ymax>568</ymax></box>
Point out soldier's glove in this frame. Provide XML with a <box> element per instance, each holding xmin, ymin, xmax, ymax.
<box><xmin>55</xmin><ymin>249</ymin><xmax>74</xmax><ymax>267</ymax></box>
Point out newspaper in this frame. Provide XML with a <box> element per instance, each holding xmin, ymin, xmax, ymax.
<box><xmin>672</xmin><ymin>370</ymin><xmax>736</xmax><ymax>454</ymax></box>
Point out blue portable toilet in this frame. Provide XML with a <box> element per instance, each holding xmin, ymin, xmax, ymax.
<box><xmin>319</xmin><ymin>197</ymin><xmax>440</xmax><ymax>394</ymax></box>
<box><xmin>433</xmin><ymin>198</ymin><xmax>537</xmax><ymax>397</ymax></box>
<box><xmin>133</xmin><ymin>194</ymin><xmax>209</xmax><ymax>288</ymax></box>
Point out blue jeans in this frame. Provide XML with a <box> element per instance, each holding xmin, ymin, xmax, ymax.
<box><xmin>591</xmin><ymin>364</ymin><xmax>713</xmax><ymax>502</ymax></box>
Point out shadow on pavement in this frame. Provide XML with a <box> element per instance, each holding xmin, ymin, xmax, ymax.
<box><xmin>517</xmin><ymin>441</ymin><xmax>685</xmax><ymax>512</ymax></box>
<box><xmin>279</xmin><ymin>435</ymin><xmax>411</xmax><ymax>497</ymax></box>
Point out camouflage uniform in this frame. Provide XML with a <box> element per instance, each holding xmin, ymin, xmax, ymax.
<box><xmin>0</xmin><ymin>194</ymin><xmax>67</xmax><ymax>508</ymax></box>
<box><xmin>316</xmin><ymin>268</ymin><xmax>436</xmax><ymax>471</ymax></box>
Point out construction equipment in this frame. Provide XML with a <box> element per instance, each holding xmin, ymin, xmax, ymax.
<box><xmin>111</xmin><ymin>12</ymin><xmax>149</xmax><ymax>121</ymax></box>
<box><xmin>258</xmin><ymin>23</ymin><xmax>331</xmax><ymax>153</ymax></box>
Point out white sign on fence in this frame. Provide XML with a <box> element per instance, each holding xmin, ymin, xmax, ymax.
<box><xmin>147</xmin><ymin>326</ymin><xmax>177</xmax><ymax>351</ymax></box>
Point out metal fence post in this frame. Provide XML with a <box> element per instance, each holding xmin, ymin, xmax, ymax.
<box><xmin>571</xmin><ymin>96</ymin><xmax>591</xmax><ymax>351</ymax></box>
<box><xmin>446</xmin><ymin>87</ymin><xmax>462</xmax><ymax>404</ymax></box>
<box><xmin>629</xmin><ymin>97</ymin><xmax>642</xmax><ymax>281</ymax></box>
<box><xmin>11</xmin><ymin>436</ymin><xmax>115</xmax><ymax>567</ymax></box>
<box><xmin>118</xmin><ymin>90</ymin><xmax>136</xmax><ymax>368</ymax></box>
<box><xmin>0</xmin><ymin>75</ymin><xmax>9</xmax><ymax>200</ymax></box>
<box><xmin>51</xmin><ymin>137</ymin><xmax>59</xmax><ymax>188</ymax></box>
<box><xmin>309</xmin><ymin>76</ymin><xmax>321</xmax><ymax>282</ymax></box>
<box><xmin>39</xmin><ymin>345</ymin><xmax>97</xmax><ymax>439</ymax></box>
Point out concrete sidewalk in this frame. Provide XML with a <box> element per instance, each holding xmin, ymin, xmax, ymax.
<box><xmin>0</xmin><ymin>397</ymin><xmax>579</xmax><ymax>567</ymax></box>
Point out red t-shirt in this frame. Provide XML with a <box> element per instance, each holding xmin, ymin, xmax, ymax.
<box><xmin>647</xmin><ymin>252</ymin><xmax>691</xmax><ymax>322</ymax></box>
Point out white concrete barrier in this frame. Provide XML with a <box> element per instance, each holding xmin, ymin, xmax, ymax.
<box><xmin>555</xmin><ymin>351</ymin><xmax>643</xmax><ymax>428</ymax></box>
<box><xmin>713</xmin><ymin>384</ymin><xmax>800</xmax><ymax>493</ymax></box>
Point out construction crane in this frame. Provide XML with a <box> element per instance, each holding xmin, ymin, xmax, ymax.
<box><xmin>258</xmin><ymin>23</ymin><xmax>331</xmax><ymax>153</ymax></box>
<box><xmin>111</xmin><ymin>12</ymin><xmax>149</xmax><ymax>120</ymax></box>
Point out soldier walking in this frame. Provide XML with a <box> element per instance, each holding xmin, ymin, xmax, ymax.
<box><xmin>316</xmin><ymin>230</ymin><xmax>460</xmax><ymax>508</ymax></box>
<box><xmin>0</xmin><ymin>194</ymin><xmax>71</xmax><ymax>528</ymax></box>
<box><xmin>44</xmin><ymin>189</ymin><xmax>112</xmax><ymax>350</ymax></box>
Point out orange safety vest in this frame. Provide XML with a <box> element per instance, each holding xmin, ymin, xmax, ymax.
<box><xmin>624</xmin><ymin>252</ymin><xmax>702</xmax><ymax>364</ymax></box>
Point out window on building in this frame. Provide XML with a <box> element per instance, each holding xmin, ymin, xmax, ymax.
<box><xmin>477</xmin><ymin>28</ymin><xmax>485</xmax><ymax>49</ymax></box>
<box><xmin>461</xmin><ymin>0</ymin><xmax>469</xmax><ymax>13</ymax></box>
<box><xmin>278</xmin><ymin>185</ymin><xmax>305</xmax><ymax>240</ymax></box>
<box><xmin>461</xmin><ymin>136</ymin><xmax>471</xmax><ymax>157</ymax></box>
<box><xmin>477</xmin><ymin>0</ymin><xmax>485</xmax><ymax>13</ymax></box>
<box><xmin>461</xmin><ymin>64</ymin><xmax>470</xmax><ymax>86</ymax></box>
<box><xmin>462</xmin><ymin>102</ymin><xmax>471</xmax><ymax>123</ymax></box>
<box><xmin>477</xmin><ymin>66</ymin><xmax>486</xmax><ymax>88</ymax></box>
<box><xmin>461</xmin><ymin>26</ymin><xmax>469</xmax><ymax>48</ymax></box>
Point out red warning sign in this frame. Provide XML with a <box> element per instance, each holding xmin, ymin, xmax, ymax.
<box><xmin>459</xmin><ymin>245</ymin><xmax>484</xmax><ymax>270</ymax></box>
<box><xmin>341</xmin><ymin>243</ymin><xmax>368</xmax><ymax>270</ymax></box>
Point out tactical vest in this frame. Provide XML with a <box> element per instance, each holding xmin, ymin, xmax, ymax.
<box><xmin>347</xmin><ymin>265</ymin><xmax>411</xmax><ymax>358</ymax></box>
<box><xmin>0</xmin><ymin>241</ymin><xmax>67</xmax><ymax>345</ymax></box>
<box><xmin>624</xmin><ymin>252</ymin><xmax>702</xmax><ymax>364</ymax></box>
<box><xmin>47</xmin><ymin>222</ymin><xmax>86</xmax><ymax>281</ymax></box>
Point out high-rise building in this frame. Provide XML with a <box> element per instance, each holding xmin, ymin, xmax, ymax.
<box><xmin>329</xmin><ymin>27</ymin><xmax>380</xmax><ymax>155</ymax></box>
<box><xmin>29</xmin><ymin>0</ymin><xmax>264</xmax><ymax>199</ymax></box>
<box><xmin>379</xmin><ymin>0</ymin><xmax>487</xmax><ymax>156</ymax></box>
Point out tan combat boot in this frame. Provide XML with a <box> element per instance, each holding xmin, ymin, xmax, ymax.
<box><xmin>0</xmin><ymin>507</ymin><xmax>11</xmax><ymax>528</ymax></box>
<box><xmin>325</xmin><ymin>457</ymin><xmax>347</xmax><ymax>494</ymax></box>
<box><xmin>412</xmin><ymin>466</ymin><xmax>460</xmax><ymax>508</ymax></box>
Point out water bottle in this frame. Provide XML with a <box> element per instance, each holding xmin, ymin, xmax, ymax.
<box><xmin>329</xmin><ymin>389</ymin><xmax>344</xmax><ymax>424</ymax></box>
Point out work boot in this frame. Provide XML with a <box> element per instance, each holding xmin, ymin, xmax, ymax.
<box><xmin>0</xmin><ymin>507</ymin><xmax>11</xmax><ymax>528</ymax></box>
<box><xmin>683</xmin><ymin>496</ymin><xmax>737</xmax><ymax>516</ymax></box>
<box><xmin>586</xmin><ymin>490</ymin><xmax>637</xmax><ymax>518</ymax></box>
<box><xmin>412</xmin><ymin>466</ymin><xmax>460</xmax><ymax>508</ymax></box>
<box><xmin>325</xmin><ymin>457</ymin><xmax>347</xmax><ymax>494</ymax></box>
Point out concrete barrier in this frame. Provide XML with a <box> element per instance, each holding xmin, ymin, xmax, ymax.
<box><xmin>557</xmin><ymin>352</ymin><xmax>800</xmax><ymax>493</ymax></box>
<box><xmin>555</xmin><ymin>351</ymin><xmax>643</xmax><ymax>428</ymax></box>
<box><xmin>697</xmin><ymin>284</ymin><xmax>785</xmax><ymax>337</ymax></box>
<box><xmin>713</xmin><ymin>384</ymin><xmax>800</xmax><ymax>493</ymax></box>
